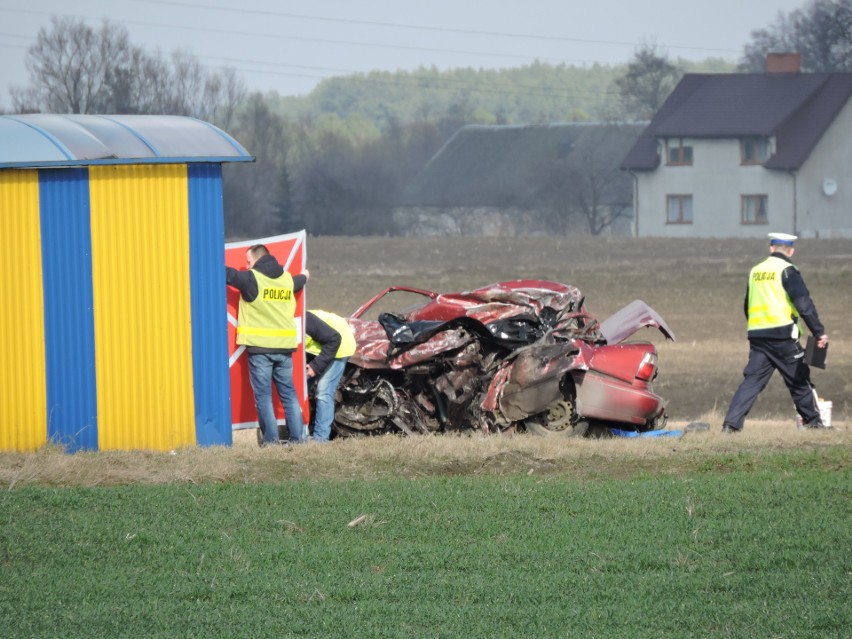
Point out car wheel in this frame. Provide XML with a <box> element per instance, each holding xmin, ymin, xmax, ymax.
<box><xmin>523</xmin><ymin>399</ymin><xmax>589</xmax><ymax>438</ymax></box>
<box><xmin>334</xmin><ymin>376</ymin><xmax>399</xmax><ymax>434</ymax></box>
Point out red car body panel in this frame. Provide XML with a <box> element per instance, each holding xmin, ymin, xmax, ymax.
<box><xmin>336</xmin><ymin>279</ymin><xmax>675</xmax><ymax>436</ymax></box>
<box><xmin>574</xmin><ymin>369</ymin><xmax>667</xmax><ymax>425</ymax></box>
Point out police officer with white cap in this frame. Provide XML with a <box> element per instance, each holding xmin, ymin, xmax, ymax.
<box><xmin>722</xmin><ymin>232</ymin><xmax>830</xmax><ymax>432</ymax></box>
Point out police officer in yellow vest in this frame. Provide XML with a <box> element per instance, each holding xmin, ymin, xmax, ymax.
<box><xmin>227</xmin><ymin>244</ymin><xmax>309</xmax><ymax>445</ymax></box>
<box><xmin>305</xmin><ymin>310</ymin><xmax>357</xmax><ymax>442</ymax></box>
<box><xmin>722</xmin><ymin>233</ymin><xmax>830</xmax><ymax>432</ymax></box>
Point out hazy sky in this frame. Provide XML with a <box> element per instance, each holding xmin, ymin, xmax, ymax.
<box><xmin>0</xmin><ymin>0</ymin><xmax>807</xmax><ymax>109</ymax></box>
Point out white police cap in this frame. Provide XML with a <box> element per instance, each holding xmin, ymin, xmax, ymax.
<box><xmin>768</xmin><ymin>232</ymin><xmax>797</xmax><ymax>245</ymax></box>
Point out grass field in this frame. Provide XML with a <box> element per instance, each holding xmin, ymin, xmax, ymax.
<box><xmin>1</xmin><ymin>236</ymin><xmax>850</xmax><ymax>638</ymax></box>
<box><xmin>2</xmin><ymin>441</ymin><xmax>849</xmax><ymax>638</ymax></box>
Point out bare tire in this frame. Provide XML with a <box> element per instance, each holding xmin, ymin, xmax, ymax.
<box><xmin>523</xmin><ymin>399</ymin><xmax>589</xmax><ymax>438</ymax></box>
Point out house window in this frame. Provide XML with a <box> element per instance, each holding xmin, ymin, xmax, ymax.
<box><xmin>742</xmin><ymin>195</ymin><xmax>768</xmax><ymax>224</ymax></box>
<box><xmin>666</xmin><ymin>139</ymin><xmax>693</xmax><ymax>165</ymax></box>
<box><xmin>741</xmin><ymin>138</ymin><xmax>771</xmax><ymax>164</ymax></box>
<box><xmin>666</xmin><ymin>194</ymin><xmax>693</xmax><ymax>224</ymax></box>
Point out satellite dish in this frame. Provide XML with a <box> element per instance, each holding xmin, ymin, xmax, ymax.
<box><xmin>822</xmin><ymin>177</ymin><xmax>838</xmax><ymax>197</ymax></box>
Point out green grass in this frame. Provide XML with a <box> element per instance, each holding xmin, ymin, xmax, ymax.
<box><xmin>1</xmin><ymin>452</ymin><xmax>849</xmax><ymax>638</ymax></box>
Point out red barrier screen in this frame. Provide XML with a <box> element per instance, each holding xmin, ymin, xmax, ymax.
<box><xmin>225</xmin><ymin>231</ymin><xmax>308</xmax><ymax>431</ymax></box>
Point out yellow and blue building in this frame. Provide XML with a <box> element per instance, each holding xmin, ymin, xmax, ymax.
<box><xmin>0</xmin><ymin>114</ymin><xmax>253</xmax><ymax>452</ymax></box>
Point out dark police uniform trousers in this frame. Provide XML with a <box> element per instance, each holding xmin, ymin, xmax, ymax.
<box><xmin>724</xmin><ymin>336</ymin><xmax>820</xmax><ymax>428</ymax></box>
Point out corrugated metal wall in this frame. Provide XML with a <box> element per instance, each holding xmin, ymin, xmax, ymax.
<box><xmin>187</xmin><ymin>164</ymin><xmax>232</xmax><ymax>447</ymax></box>
<box><xmin>0</xmin><ymin>171</ymin><xmax>47</xmax><ymax>452</ymax></box>
<box><xmin>88</xmin><ymin>165</ymin><xmax>197</xmax><ymax>451</ymax></box>
<box><xmin>1</xmin><ymin>163</ymin><xmax>233</xmax><ymax>453</ymax></box>
<box><xmin>39</xmin><ymin>169</ymin><xmax>98</xmax><ymax>452</ymax></box>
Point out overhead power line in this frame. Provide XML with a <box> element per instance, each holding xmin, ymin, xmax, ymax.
<box><xmin>126</xmin><ymin>0</ymin><xmax>739</xmax><ymax>56</ymax></box>
<box><xmin>0</xmin><ymin>3</ymin><xmax>719</xmax><ymax>103</ymax></box>
<box><xmin>0</xmin><ymin>20</ymin><xmax>621</xmax><ymax>102</ymax></box>
<box><xmin>197</xmin><ymin>54</ymin><xmax>622</xmax><ymax>101</ymax></box>
<box><xmin>1</xmin><ymin>7</ymin><xmax>606</xmax><ymax>67</ymax></box>
<box><xmin>0</xmin><ymin>6</ymin><xmax>627</xmax><ymax>100</ymax></box>
<box><xmin>0</xmin><ymin>28</ymin><xmax>620</xmax><ymax>103</ymax></box>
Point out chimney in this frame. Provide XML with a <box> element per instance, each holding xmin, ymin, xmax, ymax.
<box><xmin>766</xmin><ymin>52</ymin><xmax>801</xmax><ymax>73</ymax></box>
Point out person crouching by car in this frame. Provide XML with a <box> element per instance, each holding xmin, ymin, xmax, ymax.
<box><xmin>305</xmin><ymin>310</ymin><xmax>357</xmax><ymax>442</ymax></box>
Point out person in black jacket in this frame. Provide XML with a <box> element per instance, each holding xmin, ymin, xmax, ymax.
<box><xmin>722</xmin><ymin>233</ymin><xmax>830</xmax><ymax>433</ymax></box>
<box><xmin>227</xmin><ymin>244</ymin><xmax>309</xmax><ymax>445</ymax></box>
<box><xmin>305</xmin><ymin>310</ymin><xmax>357</xmax><ymax>442</ymax></box>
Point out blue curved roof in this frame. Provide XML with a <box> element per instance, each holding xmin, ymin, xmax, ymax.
<box><xmin>0</xmin><ymin>114</ymin><xmax>254</xmax><ymax>168</ymax></box>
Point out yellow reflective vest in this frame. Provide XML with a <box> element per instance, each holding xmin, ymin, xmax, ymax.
<box><xmin>746</xmin><ymin>256</ymin><xmax>798</xmax><ymax>333</ymax></box>
<box><xmin>305</xmin><ymin>310</ymin><xmax>357</xmax><ymax>358</ymax></box>
<box><xmin>236</xmin><ymin>270</ymin><xmax>297</xmax><ymax>348</ymax></box>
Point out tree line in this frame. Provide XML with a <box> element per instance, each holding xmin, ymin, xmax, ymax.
<box><xmin>6</xmin><ymin>1</ymin><xmax>851</xmax><ymax>238</ymax></box>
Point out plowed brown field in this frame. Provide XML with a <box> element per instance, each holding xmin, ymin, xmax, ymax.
<box><xmin>303</xmin><ymin>235</ymin><xmax>851</xmax><ymax>424</ymax></box>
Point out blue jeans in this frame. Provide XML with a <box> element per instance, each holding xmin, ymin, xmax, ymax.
<box><xmin>247</xmin><ymin>352</ymin><xmax>305</xmax><ymax>444</ymax></box>
<box><xmin>312</xmin><ymin>357</ymin><xmax>348</xmax><ymax>442</ymax></box>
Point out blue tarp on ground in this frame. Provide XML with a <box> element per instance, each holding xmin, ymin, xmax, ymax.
<box><xmin>610</xmin><ymin>428</ymin><xmax>683</xmax><ymax>438</ymax></box>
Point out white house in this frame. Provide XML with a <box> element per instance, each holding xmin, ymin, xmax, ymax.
<box><xmin>621</xmin><ymin>54</ymin><xmax>852</xmax><ymax>238</ymax></box>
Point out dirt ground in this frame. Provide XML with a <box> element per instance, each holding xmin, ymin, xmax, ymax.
<box><xmin>299</xmin><ymin>235</ymin><xmax>851</xmax><ymax>424</ymax></box>
<box><xmin>2</xmin><ymin>418</ymin><xmax>846</xmax><ymax>488</ymax></box>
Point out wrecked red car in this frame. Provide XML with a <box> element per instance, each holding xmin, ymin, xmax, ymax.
<box><xmin>332</xmin><ymin>280</ymin><xmax>675</xmax><ymax>438</ymax></box>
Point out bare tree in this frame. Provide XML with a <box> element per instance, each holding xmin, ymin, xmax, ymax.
<box><xmin>287</xmin><ymin>116</ymin><xmax>403</xmax><ymax>236</ymax></box>
<box><xmin>223</xmin><ymin>93</ymin><xmax>289</xmax><ymax>238</ymax></box>
<box><xmin>167</xmin><ymin>50</ymin><xmax>207</xmax><ymax>115</ymax></box>
<box><xmin>108</xmin><ymin>47</ymin><xmax>165</xmax><ymax>113</ymax></box>
<box><xmin>11</xmin><ymin>17</ymin><xmax>246</xmax><ymax>119</ymax></box>
<box><xmin>11</xmin><ymin>17</ymin><xmax>140</xmax><ymax>113</ymax></box>
<box><xmin>740</xmin><ymin>0</ymin><xmax>852</xmax><ymax>72</ymax></box>
<box><xmin>540</xmin><ymin>124</ymin><xmax>636</xmax><ymax>236</ymax></box>
<box><xmin>205</xmin><ymin>68</ymin><xmax>246</xmax><ymax>132</ymax></box>
<box><xmin>168</xmin><ymin>50</ymin><xmax>246</xmax><ymax>121</ymax></box>
<box><xmin>615</xmin><ymin>45</ymin><xmax>682</xmax><ymax>121</ymax></box>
